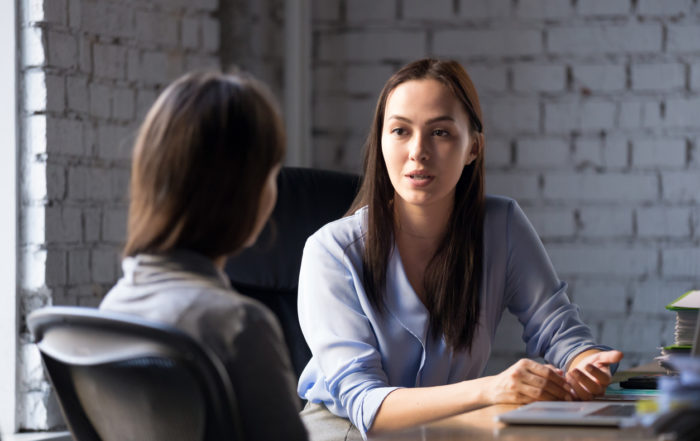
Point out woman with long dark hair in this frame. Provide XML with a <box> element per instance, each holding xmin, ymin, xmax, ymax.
<box><xmin>297</xmin><ymin>59</ymin><xmax>621</xmax><ymax>440</ymax></box>
<box><xmin>100</xmin><ymin>71</ymin><xmax>307</xmax><ymax>440</ymax></box>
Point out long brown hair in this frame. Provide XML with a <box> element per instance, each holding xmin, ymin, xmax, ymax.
<box><xmin>347</xmin><ymin>58</ymin><xmax>485</xmax><ymax>352</ymax></box>
<box><xmin>124</xmin><ymin>71</ymin><xmax>285</xmax><ymax>258</ymax></box>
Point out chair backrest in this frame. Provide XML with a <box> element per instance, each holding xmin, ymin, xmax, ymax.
<box><xmin>28</xmin><ymin>306</ymin><xmax>243</xmax><ymax>441</ymax></box>
<box><xmin>225</xmin><ymin>167</ymin><xmax>361</xmax><ymax>378</ymax></box>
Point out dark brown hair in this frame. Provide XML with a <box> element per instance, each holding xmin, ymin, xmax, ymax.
<box><xmin>347</xmin><ymin>58</ymin><xmax>485</xmax><ymax>351</ymax></box>
<box><xmin>124</xmin><ymin>71</ymin><xmax>285</xmax><ymax>258</ymax></box>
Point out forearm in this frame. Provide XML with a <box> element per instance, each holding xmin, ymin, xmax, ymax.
<box><xmin>369</xmin><ymin>377</ymin><xmax>491</xmax><ymax>434</ymax></box>
<box><xmin>566</xmin><ymin>349</ymin><xmax>601</xmax><ymax>372</ymax></box>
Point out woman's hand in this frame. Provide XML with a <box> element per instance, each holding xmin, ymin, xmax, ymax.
<box><xmin>566</xmin><ymin>350</ymin><xmax>623</xmax><ymax>400</ymax></box>
<box><xmin>485</xmin><ymin>359</ymin><xmax>575</xmax><ymax>404</ymax></box>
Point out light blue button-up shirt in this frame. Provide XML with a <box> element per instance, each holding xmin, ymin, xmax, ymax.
<box><xmin>297</xmin><ymin>196</ymin><xmax>611</xmax><ymax>438</ymax></box>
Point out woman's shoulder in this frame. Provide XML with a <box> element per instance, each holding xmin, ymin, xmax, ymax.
<box><xmin>485</xmin><ymin>194</ymin><xmax>518</xmax><ymax>221</ymax></box>
<box><xmin>306</xmin><ymin>205</ymin><xmax>367</xmax><ymax>252</ymax></box>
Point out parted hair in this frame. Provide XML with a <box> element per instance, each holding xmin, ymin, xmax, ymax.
<box><xmin>124</xmin><ymin>71</ymin><xmax>285</xmax><ymax>258</ymax></box>
<box><xmin>347</xmin><ymin>58</ymin><xmax>486</xmax><ymax>352</ymax></box>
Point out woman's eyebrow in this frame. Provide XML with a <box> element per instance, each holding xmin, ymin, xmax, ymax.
<box><xmin>386</xmin><ymin>115</ymin><xmax>455</xmax><ymax>124</ymax></box>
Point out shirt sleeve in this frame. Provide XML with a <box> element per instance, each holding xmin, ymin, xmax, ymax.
<box><xmin>297</xmin><ymin>233</ymin><xmax>399</xmax><ymax>439</ymax></box>
<box><xmin>503</xmin><ymin>200</ymin><xmax>614</xmax><ymax>370</ymax></box>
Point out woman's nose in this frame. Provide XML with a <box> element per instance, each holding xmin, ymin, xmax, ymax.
<box><xmin>408</xmin><ymin>134</ymin><xmax>429</xmax><ymax>162</ymax></box>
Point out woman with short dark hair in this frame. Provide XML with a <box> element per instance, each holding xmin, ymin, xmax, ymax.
<box><xmin>101</xmin><ymin>71</ymin><xmax>307</xmax><ymax>441</ymax></box>
<box><xmin>297</xmin><ymin>58</ymin><xmax>621</xmax><ymax>440</ymax></box>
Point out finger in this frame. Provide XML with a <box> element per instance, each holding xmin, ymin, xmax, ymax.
<box><xmin>530</xmin><ymin>364</ymin><xmax>575</xmax><ymax>400</ymax></box>
<box><xmin>521</xmin><ymin>368</ymin><xmax>574</xmax><ymax>401</ymax></box>
<box><xmin>568</xmin><ymin>369</ymin><xmax>596</xmax><ymax>400</ymax></box>
<box><xmin>584</xmin><ymin>363</ymin><xmax>612</xmax><ymax>386</ymax></box>
<box><xmin>520</xmin><ymin>383</ymin><xmax>560</xmax><ymax>402</ymax></box>
<box><xmin>529</xmin><ymin>362</ymin><xmax>569</xmax><ymax>389</ymax></box>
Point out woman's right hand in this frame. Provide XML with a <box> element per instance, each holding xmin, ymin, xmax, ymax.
<box><xmin>484</xmin><ymin>359</ymin><xmax>575</xmax><ymax>404</ymax></box>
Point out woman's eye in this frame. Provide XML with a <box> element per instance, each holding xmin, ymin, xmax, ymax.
<box><xmin>391</xmin><ymin>127</ymin><xmax>406</xmax><ymax>135</ymax></box>
<box><xmin>433</xmin><ymin>129</ymin><xmax>449</xmax><ymax>137</ymax></box>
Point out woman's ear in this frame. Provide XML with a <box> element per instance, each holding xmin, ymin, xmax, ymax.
<box><xmin>464</xmin><ymin>133</ymin><xmax>482</xmax><ymax>165</ymax></box>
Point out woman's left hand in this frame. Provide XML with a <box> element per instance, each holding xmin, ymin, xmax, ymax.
<box><xmin>566</xmin><ymin>350</ymin><xmax>623</xmax><ymax>400</ymax></box>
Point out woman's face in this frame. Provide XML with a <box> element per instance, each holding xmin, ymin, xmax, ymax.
<box><xmin>244</xmin><ymin>163</ymin><xmax>281</xmax><ymax>247</ymax></box>
<box><xmin>381</xmin><ymin>79</ymin><xmax>478</xmax><ymax>211</ymax></box>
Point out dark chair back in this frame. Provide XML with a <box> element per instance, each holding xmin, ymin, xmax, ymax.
<box><xmin>28</xmin><ymin>306</ymin><xmax>243</xmax><ymax>441</ymax></box>
<box><xmin>225</xmin><ymin>167</ymin><xmax>361</xmax><ymax>378</ymax></box>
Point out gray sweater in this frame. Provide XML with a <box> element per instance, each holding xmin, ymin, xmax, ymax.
<box><xmin>100</xmin><ymin>250</ymin><xmax>308</xmax><ymax>441</ymax></box>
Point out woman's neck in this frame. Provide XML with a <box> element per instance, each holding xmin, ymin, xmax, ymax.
<box><xmin>393</xmin><ymin>195</ymin><xmax>453</xmax><ymax>251</ymax></box>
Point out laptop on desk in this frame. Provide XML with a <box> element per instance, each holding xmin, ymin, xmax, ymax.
<box><xmin>495</xmin><ymin>401</ymin><xmax>638</xmax><ymax>427</ymax></box>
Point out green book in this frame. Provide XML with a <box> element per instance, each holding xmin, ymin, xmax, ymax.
<box><xmin>665</xmin><ymin>290</ymin><xmax>700</xmax><ymax>348</ymax></box>
<box><xmin>665</xmin><ymin>290</ymin><xmax>700</xmax><ymax>311</ymax></box>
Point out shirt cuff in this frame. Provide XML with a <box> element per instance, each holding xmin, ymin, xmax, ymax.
<box><xmin>358</xmin><ymin>386</ymin><xmax>401</xmax><ymax>439</ymax></box>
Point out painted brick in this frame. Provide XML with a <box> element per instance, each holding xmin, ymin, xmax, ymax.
<box><xmin>346</xmin><ymin>65</ymin><xmax>394</xmax><ymax>95</ymax></box>
<box><xmin>97</xmin><ymin>124</ymin><xmax>134</xmax><ymax>160</ymax></box>
<box><xmin>617</xmin><ymin>318</ymin><xmax>666</xmax><ymax>353</ymax></box>
<box><xmin>571</xmin><ymin>280</ymin><xmax>626</xmax><ymax>314</ymax></box>
<box><xmin>25</xmin><ymin>116</ymin><xmax>47</xmax><ymax>158</ymax></box>
<box><xmin>619</xmin><ymin>100</ymin><xmax>662</xmax><ymax>129</ymax></box>
<box><xmin>523</xmin><ymin>207</ymin><xmax>575</xmax><ymax>238</ymax></box>
<box><xmin>181</xmin><ymin>17</ymin><xmax>199</xmax><ymax>50</ymax></box>
<box><xmin>25</xmin><ymin>161</ymin><xmax>48</xmax><ymax>202</ymax></box>
<box><xmin>637</xmin><ymin>207</ymin><xmax>691</xmax><ymax>238</ymax></box>
<box><xmin>135</xmin><ymin>11</ymin><xmax>178</xmax><ymax>47</ymax></box>
<box><xmin>68</xmin><ymin>249</ymin><xmax>90</xmax><ymax>284</ymax></box>
<box><xmin>578</xmin><ymin>208</ymin><xmax>633</xmax><ymax>237</ymax></box>
<box><xmin>22</xmin><ymin>26</ymin><xmax>45</xmax><ymax>67</ymax></box>
<box><xmin>318</xmin><ymin>31</ymin><xmax>426</xmax><ymax>62</ymax></box>
<box><xmin>544</xmin><ymin>100</ymin><xmax>616</xmax><ymax>133</ymax></box>
<box><xmin>486</xmin><ymin>98</ymin><xmax>539</xmax><ymax>134</ymax></box>
<box><xmin>45</xmin><ymin>206</ymin><xmax>82</xmax><ymax>243</ymax></box>
<box><xmin>348</xmin><ymin>0</ymin><xmax>396</xmax><ymax>21</ymax></box>
<box><xmin>572</xmin><ymin>64</ymin><xmax>626</xmax><ymax>93</ymax></box>
<box><xmin>662</xmin><ymin>172</ymin><xmax>700</xmax><ymax>203</ymax></box>
<box><xmin>485</xmin><ymin>172</ymin><xmax>539</xmax><ymax>200</ymax></box>
<box><xmin>403</xmin><ymin>0</ymin><xmax>453</xmax><ymax>20</ymax></box>
<box><xmin>312</xmin><ymin>0</ymin><xmax>341</xmax><ymax>21</ymax></box>
<box><xmin>548</xmin><ymin>23</ymin><xmax>662</xmax><ymax>55</ymax></box>
<box><xmin>46</xmin><ymin>31</ymin><xmax>77</xmax><ymax>69</ymax></box>
<box><xmin>139</xmin><ymin>51</ymin><xmax>170</xmax><ymax>85</ymax></box>
<box><xmin>184</xmin><ymin>54</ymin><xmax>219</xmax><ymax>72</ymax></box>
<box><xmin>631</xmin><ymin>280</ymin><xmax>695</xmax><ymax>314</ymax></box>
<box><xmin>637</xmin><ymin>0</ymin><xmax>692</xmax><ymax>16</ymax></box>
<box><xmin>434</xmin><ymin>28</ymin><xmax>541</xmax><ymax>58</ymax></box>
<box><xmin>631</xmin><ymin>63</ymin><xmax>685</xmax><ymax>91</ymax></box>
<box><xmin>484</xmin><ymin>137</ymin><xmax>511</xmax><ymax>167</ymax></box>
<box><xmin>543</xmin><ymin>173</ymin><xmax>658</xmax><ymax>201</ymax></box>
<box><xmin>692</xmin><ymin>63</ymin><xmax>700</xmax><ymax>91</ymax></box>
<box><xmin>314</xmin><ymin>96</ymin><xmax>376</xmax><ymax>133</ymax></box>
<box><xmin>459</xmin><ymin>0</ymin><xmax>511</xmax><ymax>20</ymax></box>
<box><xmin>46</xmin><ymin>164</ymin><xmax>66</xmax><ymax>200</ymax></box>
<box><xmin>516</xmin><ymin>138</ymin><xmax>570</xmax><ymax>167</ymax></box>
<box><xmin>78</xmin><ymin>36</ymin><xmax>91</xmax><ymax>73</ymax></box>
<box><xmin>83</xmin><ymin>208</ymin><xmax>101</xmax><ymax>242</ymax></box>
<box><xmin>45</xmin><ymin>74</ymin><xmax>65</xmax><ymax>113</ymax></box>
<box><xmin>93</xmin><ymin>44</ymin><xmax>126</xmax><ymax>80</ymax></box>
<box><xmin>668</xmin><ymin>25</ymin><xmax>700</xmax><ymax>52</ymax></box>
<box><xmin>66</xmin><ymin>76</ymin><xmax>88</xmax><ymax>113</ymax></box>
<box><xmin>111</xmin><ymin>87</ymin><xmax>135</xmax><ymax>121</ymax></box>
<box><xmin>548</xmin><ymin>245</ymin><xmax>657</xmax><ymax>277</ymax></box>
<box><xmin>574</xmin><ymin>136</ymin><xmax>628</xmax><ymax>169</ymax></box>
<box><xmin>516</xmin><ymin>0</ymin><xmax>574</xmax><ymax>19</ymax></box>
<box><xmin>102</xmin><ymin>208</ymin><xmax>127</xmax><ymax>243</ymax></box>
<box><xmin>92</xmin><ymin>249</ymin><xmax>117</xmax><ymax>284</ymax></box>
<box><xmin>632</xmin><ymin>138</ymin><xmax>686</xmax><ymax>168</ymax></box>
<box><xmin>24</xmin><ymin>0</ymin><xmax>45</xmax><ymax>24</ymax></box>
<box><xmin>110</xmin><ymin>169</ymin><xmax>130</xmax><ymax>201</ymax></box>
<box><xmin>662</xmin><ymin>248</ymin><xmax>700</xmax><ymax>277</ymax></box>
<box><xmin>42</xmin><ymin>0</ymin><xmax>68</xmax><ymax>25</ymax></box>
<box><xmin>465</xmin><ymin>65</ymin><xmax>508</xmax><ymax>93</ymax></box>
<box><xmin>577</xmin><ymin>0</ymin><xmax>630</xmax><ymax>16</ymax></box>
<box><xmin>89</xmin><ymin>83</ymin><xmax>111</xmax><ymax>119</ymax></box>
<box><xmin>25</xmin><ymin>70</ymin><xmax>47</xmax><ymax>113</ymax></box>
<box><xmin>201</xmin><ymin>16</ymin><xmax>220</xmax><ymax>53</ymax></box>
<box><xmin>693</xmin><ymin>208</ymin><xmax>700</xmax><ymax>239</ymax></box>
<box><xmin>68</xmin><ymin>0</ymin><xmax>81</xmax><ymax>29</ymax></box>
<box><xmin>47</xmin><ymin>117</ymin><xmax>83</xmax><ymax>156</ymax></box>
<box><xmin>665</xmin><ymin>98</ymin><xmax>700</xmax><ymax>128</ymax></box>
<box><xmin>513</xmin><ymin>64</ymin><xmax>566</xmax><ymax>92</ymax></box>
<box><xmin>136</xmin><ymin>89</ymin><xmax>158</xmax><ymax>119</ymax></box>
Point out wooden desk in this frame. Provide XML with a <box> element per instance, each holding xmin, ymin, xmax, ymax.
<box><xmin>370</xmin><ymin>404</ymin><xmax>659</xmax><ymax>440</ymax></box>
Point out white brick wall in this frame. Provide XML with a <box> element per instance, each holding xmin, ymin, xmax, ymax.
<box><xmin>313</xmin><ymin>0</ymin><xmax>700</xmax><ymax>373</ymax></box>
<box><xmin>18</xmin><ymin>0</ymin><xmax>221</xmax><ymax>430</ymax></box>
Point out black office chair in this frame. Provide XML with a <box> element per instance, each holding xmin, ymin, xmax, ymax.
<box><xmin>225</xmin><ymin>167</ymin><xmax>361</xmax><ymax>378</ymax></box>
<box><xmin>28</xmin><ymin>306</ymin><xmax>243</xmax><ymax>441</ymax></box>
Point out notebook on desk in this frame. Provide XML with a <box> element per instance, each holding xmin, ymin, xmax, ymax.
<box><xmin>495</xmin><ymin>401</ymin><xmax>638</xmax><ymax>427</ymax></box>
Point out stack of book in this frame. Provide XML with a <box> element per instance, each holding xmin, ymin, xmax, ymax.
<box><xmin>657</xmin><ymin>290</ymin><xmax>700</xmax><ymax>370</ymax></box>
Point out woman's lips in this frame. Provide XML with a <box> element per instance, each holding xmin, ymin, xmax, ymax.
<box><xmin>405</xmin><ymin>173</ymin><xmax>434</xmax><ymax>187</ymax></box>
